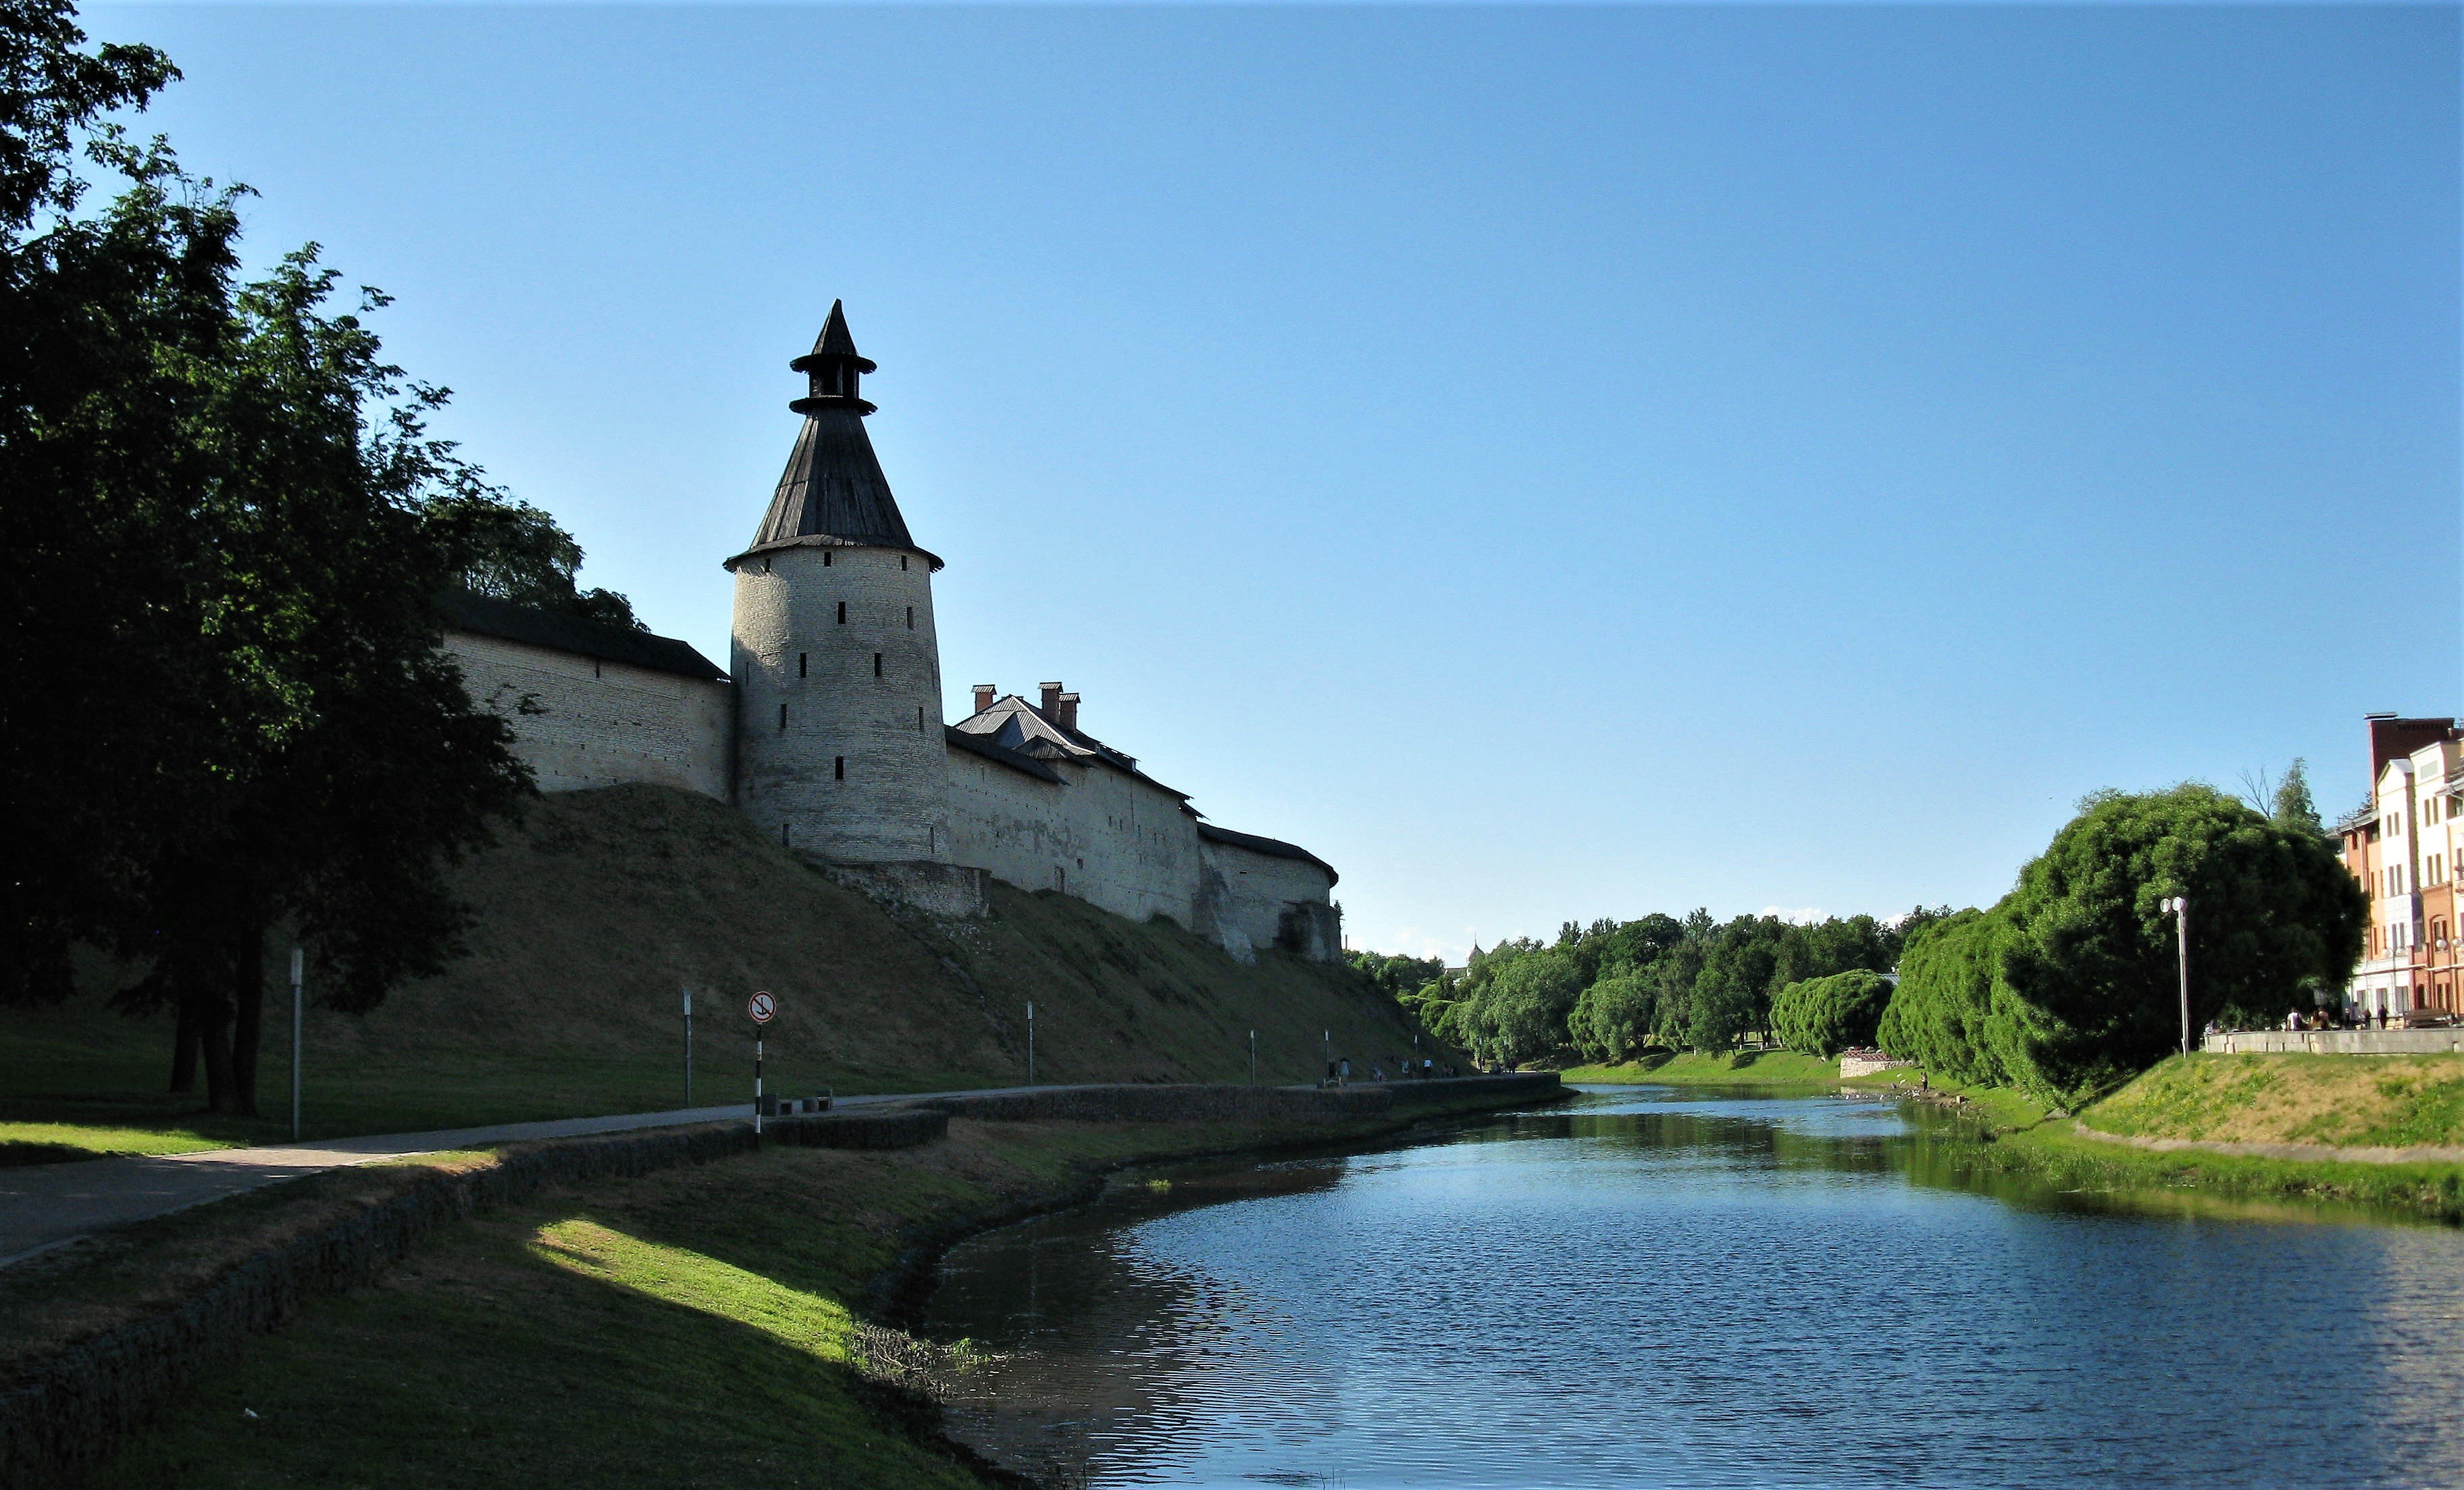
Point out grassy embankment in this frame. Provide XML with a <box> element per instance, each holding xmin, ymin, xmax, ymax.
<box><xmin>1</xmin><ymin>784</ymin><xmax>1431</xmax><ymax>1162</ymax></box>
<box><xmin>1847</xmin><ymin>1054</ymin><xmax>2464</xmax><ymax>1221</ymax></box>
<box><xmin>10</xmin><ymin>1113</ymin><xmax>1393</xmax><ymax>1489</ymax></box>
<box><xmin>1560</xmin><ymin>1048</ymin><xmax>1845</xmax><ymax>1087</ymax></box>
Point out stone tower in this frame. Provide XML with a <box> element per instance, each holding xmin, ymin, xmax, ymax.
<box><xmin>726</xmin><ymin>302</ymin><xmax>948</xmax><ymax>863</ymax></box>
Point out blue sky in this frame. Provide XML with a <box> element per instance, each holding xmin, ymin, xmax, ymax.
<box><xmin>92</xmin><ymin>3</ymin><xmax>2459</xmax><ymax>960</ymax></box>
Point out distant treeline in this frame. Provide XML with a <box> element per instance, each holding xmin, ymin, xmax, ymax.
<box><xmin>1350</xmin><ymin>908</ymin><xmax>1949</xmax><ymax>1069</ymax></box>
<box><xmin>1352</xmin><ymin>773</ymin><xmax>2367</xmax><ymax>1107</ymax></box>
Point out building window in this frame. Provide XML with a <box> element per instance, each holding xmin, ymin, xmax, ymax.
<box><xmin>900</xmin><ymin>555</ymin><xmax>909</xmax><ymax>571</ymax></box>
<box><xmin>837</xmin><ymin>601</ymin><xmax>847</xmax><ymax>625</ymax></box>
<box><xmin>917</xmin><ymin>704</ymin><xmax>925</xmax><ymax>732</ymax></box>
<box><xmin>906</xmin><ymin>606</ymin><xmax>915</xmax><ymax>630</ymax></box>
<box><xmin>798</xmin><ymin>652</ymin><xmax>808</xmax><ymax>678</ymax></box>
<box><xmin>823</xmin><ymin>551</ymin><xmax>833</xmax><ymax>567</ymax></box>
<box><xmin>777</xmin><ymin>703</ymin><xmax>788</xmax><ymax>732</ymax></box>
<box><xmin>762</xmin><ymin>556</ymin><xmax>772</xmax><ymax>574</ymax></box>
<box><xmin>835</xmin><ymin>756</ymin><xmax>846</xmax><ymax>780</ymax></box>
<box><xmin>873</xmin><ymin>653</ymin><xmax>883</xmax><ymax>677</ymax></box>
<box><xmin>781</xmin><ymin>823</ymin><xmax>790</xmax><ymax>847</ymax></box>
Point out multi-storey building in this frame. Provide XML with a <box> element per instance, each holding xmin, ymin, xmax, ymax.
<box><xmin>2338</xmin><ymin>715</ymin><xmax>2464</xmax><ymax>1021</ymax></box>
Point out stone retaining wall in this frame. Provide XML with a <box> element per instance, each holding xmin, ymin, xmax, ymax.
<box><xmin>0</xmin><ymin>1109</ymin><xmax>935</xmax><ymax>1489</ymax></box>
<box><xmin>2203</xmin><ymin>1029</ymin><xmax>2464</xmax><ymax>1056</ymax></box>
<box><xmin>922</xmin><ymin>1073</ymin><xmax>1560</xmax><ymax>1125</ymax></box>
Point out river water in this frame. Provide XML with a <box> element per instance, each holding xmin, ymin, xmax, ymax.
<box><xmin>921</xmin><ymin>1085</ymin><xmax>2464</xmax><ymax>1488</ymax></box>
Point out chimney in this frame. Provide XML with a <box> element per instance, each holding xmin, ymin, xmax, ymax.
<box><xmin>1040</xmin><ymin>681</ymin><xmax>1064</xmax><ymax>717</ymax></box>
<box><xmin>972</xmin><ymin>684</ymin><xmax>996</xmax><ymax>717</ymax></box>
<box><xmin>1057</xmin><ymin>692</ymin><xmax>1081</xmax><ymax>732</ymax></box>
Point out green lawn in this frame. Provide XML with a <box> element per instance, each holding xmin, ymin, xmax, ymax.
<box><xmin>1562</xmin><ymin>1048</ymin><xmax>1843</xmax><ymax>1087</ymax></box>
<box><xmin>73</xmin><ymin>1119</ymin><xmax>1364</xmax><ymax>1489</ymax></box>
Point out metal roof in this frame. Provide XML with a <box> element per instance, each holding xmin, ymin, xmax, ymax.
<box><xmin>729</xmin><ymin>303</ymin><xmax>941</xmax><ymax>571</ymax></box>
<box><xmin>944</xmin><ymin>725</ymin><xmax>1063</xmax><ymax>783</ymax></box>
<box><xmin>438</xmin><ymin>591</ymin><xmax>729</xmax><ymax>683</ymax></box>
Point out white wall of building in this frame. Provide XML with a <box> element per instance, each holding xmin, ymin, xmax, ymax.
<box><xmin>447</xmin><ymin>630</ymin><xmax>733</xmax><ymax>800</ymax></box>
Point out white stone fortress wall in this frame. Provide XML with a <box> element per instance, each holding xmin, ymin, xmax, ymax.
<box><xmin>943</xmin><ymin>745</ymin><xmax>1206</xmax><ymax>925</ymax></box>
<box><xmin>445</xmin><ymin>631</ymin><xmax>732</xmax><ymax>800</ymax></box>
<box><xmin>730</xmin><ymin>538</ymin><xmax>947</xmax><ymax>863</ymax></box>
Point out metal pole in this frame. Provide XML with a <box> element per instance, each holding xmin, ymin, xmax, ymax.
<box><xmin>754</xmin><ymin>1032</ymin><xmax>763</xmax><ymax>1137</ymax></box>
<box><xmin>2176</xmin><ymin>897</ymin><xmax>2192</xmax><ymax>1057</ymax></box>
<box><xmin>289</xmin><ymin>947</ymin><xmax>303</xmax><ymax>1142</ymax></box>
<box><xmin>683</xmin><ymin>988</ymin><xmax>693</xmax><ymax>1107</ymax></box>
<box><xmin>1027</xmin><ymin>1002</ymin><xmax>1035</xmax><ymax>1084</ymax></box>
<box><xmin>1249</xmin><ymin>1029</ymin><xmax>1256</xmax><ymax>1086</ymax></box>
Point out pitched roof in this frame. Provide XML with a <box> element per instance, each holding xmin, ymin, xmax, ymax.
<box><xmin>945</xmin><ymin>725</ymin><xmax>1064</xmax><ymax>782</ymax></box>
<box><xmin>438</xmin><ymin>591</ymin><xmax>729</xmax><ymax>682</ymax></box>
<box><xmin>1196</xmin><ymin>822</ymin><xmax>1339</xmax><ymax>885</ymax></box>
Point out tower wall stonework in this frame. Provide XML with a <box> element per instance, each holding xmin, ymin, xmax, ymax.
<box><xmin>731</xmin><ymin>541</ymin><xmax>946</xmax><ymax>863</ymax></box>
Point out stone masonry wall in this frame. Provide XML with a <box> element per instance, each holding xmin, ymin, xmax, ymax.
<box><xmin>1199</xmin><ymin>837</ymin><xmax>1339</xmax><ymax>962</ymax></box>
<box><xmin>942</xmin><ymin>748</ymin><xmax>1208</xmax><ymax>928</ymax></box>
<box><xmin>447</xmin><ymin>632</ymin><xmax>733</xmax><ymax>800</ymax></box>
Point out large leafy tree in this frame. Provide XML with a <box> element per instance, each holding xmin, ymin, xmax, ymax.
<box><xmin>1992</xmin><ymin>784</ymin><xmax>2365</xmax><ymax>1101</ymax></box>
<box><xmin>1878</xmin><ymin>786</ymin><xmax>2365</xmax><ymax>1104</ymax></box>
<box><xmin>3</xmin><ymin>0</ymin><xmax>538</xmax><ymax>1113</ymax></box>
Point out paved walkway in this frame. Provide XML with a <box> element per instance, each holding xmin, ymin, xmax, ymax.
<box><xmin>0</xmin><ymin>1086</ymin><xmax>1053</xmax><ymax>1270</ymax></box>
<box><xmin>2070</xmin><ymin>1121</ymin><xmax>2464</xmax><ymax>1166</ymax></box>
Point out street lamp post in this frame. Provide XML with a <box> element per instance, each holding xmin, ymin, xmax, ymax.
<box><xmin>2160</xmin><ymin>896</ymin><xmax>2191</xmax><ymax>1056</ymax></box>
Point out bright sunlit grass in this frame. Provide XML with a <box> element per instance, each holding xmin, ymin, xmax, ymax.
<box><xmin>0</xmin><ymin>1121</ymin><xmax>229</xmax><ymax>1162</ymax></box>
<box><xmin>528</xmin><ymin>1217</ymin><xmax>858</xmax><ymax>1364</ymax></box>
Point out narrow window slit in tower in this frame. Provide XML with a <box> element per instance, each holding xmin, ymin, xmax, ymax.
<box><xmin>798</xmin><ymin>652</ymin><xmax>808</xmax><ymax>677</ymax></box>
<box><xmin>835</xmin><ymin>756</ymin><xmax>846</xmax><ymax>781</ymax></box>
<box><xmin>823</xmin><ymin>551</ymin><xmax>832</xmax><ymax>567</ymax></box>
<box><xmin>900</xmin><ymin>555</ymin><xmax>909</xmax><ymax>571</ymax></box>
<box><xmin>777</xmin><ymin>703</ymin><xmax>788</xmax><ymax>731</ymax></box>
<box><xmin>873</xmin><ymin>653</ymin><xmax>883</xmax><ymax>677</ymax></box>
<box><xmin>781</xmin><ymin>823</ymin><xmax>790</xmax><ymax>847</ymax></box>
<box><xmin>837</xmin><ymin>602</ymin><xmax>846</xmax><ymax>625</ymax></box>
<box><xmin>917</xmin><ymin>704</ymin><xmax>925</xmax><ymax>731</ymax></box>
<box><xmin>906</xmin><ymin>606</ymin><xmax>914</xmax><ymax>630</ymax></box>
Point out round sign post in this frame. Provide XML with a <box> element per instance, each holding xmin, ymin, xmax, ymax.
<box><xmin>748</xmin><ymin>992</ymin><xmax>775</xmax><ymax>1134</ymax></box>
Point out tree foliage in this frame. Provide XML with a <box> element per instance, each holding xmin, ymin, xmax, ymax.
<box><xmin>1</xmin><ymin>1</ymin><xmax>579</xmax><ymax>1112</ymax></box>
<box><xmin>1877</xmin><ymin>785</ymin><xmax>2367</xmax><ymax>1104</ymax></box>
<box><xmin>1769</xmin><ymin>970</ymin><xmax>1893</xmax><ymax>1058</ymax></box>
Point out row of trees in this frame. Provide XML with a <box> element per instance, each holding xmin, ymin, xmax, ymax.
<box><xmin>1351</xmin><ymin>769</ymin><xmax>2363</xmax><ymax>1107</ymax></box>
<box><xmin>1374</xmin><ymin>908</ymin><xmax>1949</xmax><ymax>1068</ymax></box>
<box><xmin>1</xmin><ymin>1</ymin><xmax>622</xmax><ymax>1112</ymax></box>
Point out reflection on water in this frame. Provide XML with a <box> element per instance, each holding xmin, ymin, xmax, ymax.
<box><xmin>924</xmin><ymin>1087</ymin><xmax>2464</xmax><ymax>1488</ymax></box>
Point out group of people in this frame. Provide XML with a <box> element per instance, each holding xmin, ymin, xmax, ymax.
<box><xmin>1324</xmin><ymin>1056</ymin><xmax>1461</xmax><ymax>1086</ymax></box>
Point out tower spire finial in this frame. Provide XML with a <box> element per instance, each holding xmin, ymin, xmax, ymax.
<box><xmin>790</xmin><ymin>300</ymin><xmax>878</xmax><ymax>415</ymax></box>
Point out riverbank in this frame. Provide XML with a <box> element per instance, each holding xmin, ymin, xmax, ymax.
<box><xmin>1560</xmin><ymin>1049</ymin><xmax>1843</xmax><ymax>1087</ymax></box>
<box><xmin>13</xmin><ymin>1083</ymin><xmax>1552</xmax><ymax>1488</ymax></box>
<box><xmin>1857</xmin><ymin>1060</ymin><xmax>2464</xmax><ymax>1223</ymax></box>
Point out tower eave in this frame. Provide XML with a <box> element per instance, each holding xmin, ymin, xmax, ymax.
<box><xmin>722</xmin><ymin>533</ymin><xmax>946</xmax><ymax>573</ymax></box>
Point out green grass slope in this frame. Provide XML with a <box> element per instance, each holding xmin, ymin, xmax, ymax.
<box><xmin>1560</xmin><ymin>1050</ymin><xmax>1843</xmax><ymax>1087</ymax></box>
<box><xmin>2079</xmin><ymin>1053</ymin><xmax>2464</xmax><ymax>1150</ymax></box>
<box><xmin>1</xmin><ymin>785</ymin><xmax>1427</xmax><ymax>1154</ymax></box>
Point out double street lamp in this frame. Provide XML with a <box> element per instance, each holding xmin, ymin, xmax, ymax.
<box><xmin>2159</xmin><ymin>895</ymin><xmax>2192</xmax><ymax>1056</ymax></box>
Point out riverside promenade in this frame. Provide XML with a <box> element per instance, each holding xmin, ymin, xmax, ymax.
<box><xmin>0</xmin><ymin>1075</ymin><xmax>1554</xmax><ymax>1269</ymax></box>
<box><xmin>0</xmin><ymin>1085</ymin><xmax>1033</xmax><ymax>1269</ymax></box>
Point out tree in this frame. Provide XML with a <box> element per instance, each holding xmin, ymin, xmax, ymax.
<box><xmin>1991</xmin><ymin>784</ymin><xmax>2365</xmax><ymax>1102</ymax></box>
<box><xmin>1568</xmin><ymin>973</ymin><xmax>1653</xmax><ymax>1062</ymax></box>
<box><xmin>1874</xmin><ymin>910</ymin><xmax>2007</xmax><ymax>1086</ymax></box>
<box><xmin>1874</xmin><ymin>786</ymin><xmax>2366</xmax><ymax>1105</ymax></box>
<box><xmin>1769</xmin><ymin>969</ymin><xmax>1893</xmax><ymax>1058</ymax></box>
<box><xmin>426</xmin><ymin>490</ymin><xmax>639</xmax><ymax>629</ymax></box>
<box><xmin>2</xmin><ymin>4</ymin><xmax>536</xmax><ymax>1112</ymax></box>
<box><xmin>2272</xmin><ymin>758</ymin><xmax>2327</xmax><ymax>842</ymax></box>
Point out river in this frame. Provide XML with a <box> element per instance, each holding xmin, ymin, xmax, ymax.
<box><xmin>921</xmin><ymin>1085</ymin><xmax>2464</xmax><ymax>1488</ymax></box>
